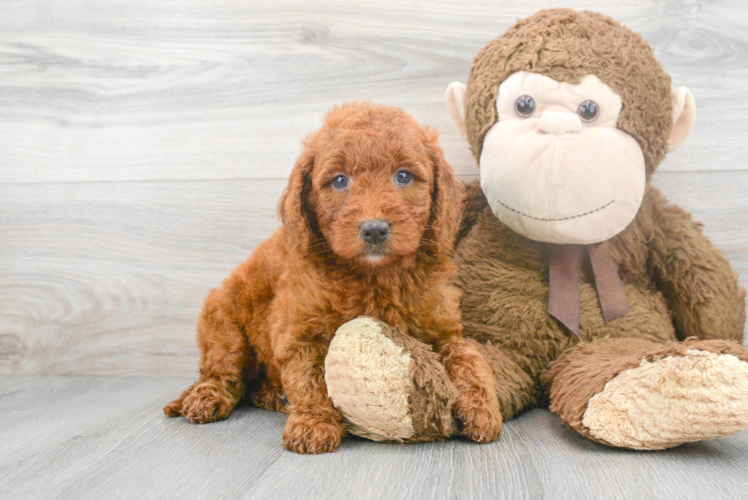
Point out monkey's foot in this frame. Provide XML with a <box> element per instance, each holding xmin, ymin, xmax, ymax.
<box><xmin>583</xmin><ymin>348</ymin><xmax>748</xmax><ymax>450</ymax></box>
<box><xmin>324</xmin><ymin>317</ymin><xmax>456</xmax><ymax>443</ymax></box>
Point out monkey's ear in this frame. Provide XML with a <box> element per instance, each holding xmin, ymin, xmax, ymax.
<box><xmin>445</xmin><ymin>81</ymin><xmax>468</xmax><ymax>141</ymax></box>
<box><xmin>668</xmin><ymin>87</ymin><xmax>696</xmax><ymax>152</ymax></box>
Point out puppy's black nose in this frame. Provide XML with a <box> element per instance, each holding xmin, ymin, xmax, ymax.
<box><xmin>360</xmin><ymin>219</ymin><xmax>390</xmax><ymax>245</ymax></box>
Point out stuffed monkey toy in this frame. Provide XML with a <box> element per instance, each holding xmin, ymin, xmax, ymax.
<box><xmin>324</xmin><ymin>9</ymin><xmax>748</xmax><ymax>450</ymax></box>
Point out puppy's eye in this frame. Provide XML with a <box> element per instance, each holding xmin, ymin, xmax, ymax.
<box><xmin>331</xmin><ymin>175</ymin><xmax>349</xmax><ymax>190</ymax></box>
<box><xmin>578</xmin><ymin>100</ymin><xmax>599</xmax><ymax>122</ymax></box>
<box><xmin>515</xmin><ymin>95</ymin><xmax>536</xmax><ymax>118</ymax></box>
<box><xmin>394</xmin><ymin>170</ymin><xmax>412</xmax><ymax>186</ymax></box>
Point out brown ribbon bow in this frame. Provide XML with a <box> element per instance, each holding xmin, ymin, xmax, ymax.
<box><xmin>547</xmin><ymin>241</ymin><xmax>629</xmax><ymax>336</ymax></box>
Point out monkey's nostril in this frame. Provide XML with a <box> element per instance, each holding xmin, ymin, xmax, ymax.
<box><xmin>360</xmin><ymin>219</ymin><xmax>390</xmax><ymax>245</ymax></box>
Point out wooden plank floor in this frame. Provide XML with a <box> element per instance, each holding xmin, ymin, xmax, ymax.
<box><xmin>1</xmin><ymin>375</ymin><xmax>747</xmax><ymax>500</ymax></box>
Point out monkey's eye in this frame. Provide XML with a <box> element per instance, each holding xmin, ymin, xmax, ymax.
<box><xmin>331</xmin><ymin>175</ymin><xmax>349</xmax><ymax>190</ymax></box>
<box><xmin>514</xmin><ymin>95</ymin><xmax>536</xmax><ymax>118</ymax></box>
<box><xmin>394</xmin><ymin>170</ymin><xmax>412</xmax><ymax>186</ymax></box>
<box><xmin>578</xmin><ymin>100</ymin><xmax>599</xmax><ymax>122</ymax></box>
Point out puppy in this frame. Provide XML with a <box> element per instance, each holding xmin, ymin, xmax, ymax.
<box><xmin>164</xmin><ymin>102</ymin><xmax>502</xmax><ymax>454</ymax></box>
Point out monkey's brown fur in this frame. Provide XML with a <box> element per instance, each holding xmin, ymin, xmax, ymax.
<box><xmin>164</xmin><ymin>102</ymin><xmax>501</xmax><ymax>454</ymax></box>
<box><xmin>454</xmin><ymin>9</ymin><xmax>746</xmax><ymax>443</ymax></box>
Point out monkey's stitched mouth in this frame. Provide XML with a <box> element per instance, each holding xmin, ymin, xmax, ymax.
<box><xmin>493</xmin><ymin>198</ymin><xmax>615</xmax><ymax>222</ymax></box>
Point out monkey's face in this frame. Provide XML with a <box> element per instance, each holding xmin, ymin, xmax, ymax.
<box><xmin>478</xmin><ymin>71</ymin><xmax>646</xmax><ymax>245</ymax></box>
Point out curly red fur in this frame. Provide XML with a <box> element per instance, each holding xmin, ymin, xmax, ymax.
<box><xmin>164</xmin><ymin>102</ymin><xmax>500</xmax><ymax>453</ymax></box>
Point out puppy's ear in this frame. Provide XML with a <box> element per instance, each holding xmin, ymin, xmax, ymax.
<box><xmin>423</xmin><ymin>127</ymin><xmax>464</xmax><ymax>256</ymax></box>
<box><xmin>278</xmin><ymin>134</ymin><xmax>317</xmax><ymax>256</ymax></box>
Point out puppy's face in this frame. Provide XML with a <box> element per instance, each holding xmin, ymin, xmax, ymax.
<box><xmin>309</xmin><ymin>109</ymin><xmax>435</xmax><ymax>268</ymax></box>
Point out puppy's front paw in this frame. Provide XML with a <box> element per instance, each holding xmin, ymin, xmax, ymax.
<box><xmin>283</xmin><ymin>413</ymin><xmax>343</xmax><ymax>454</ymax></box>
<box><xmin>441</xmin><ymin>338</ymin><xmax>503</xmax><ymax>443</ymax></box>
<box><xmin>459</xmin><ymin>400</ymin><xmax>503</xmax><ymax>443</ymax></box>
<box><xmin>163</xmin><ymin>397</ymin><xmax>184</xmax><ymax>417</ymax></box>
<box><xmin>179</xmin><ymin>382</ymin><xmax>237</xmax><ymax>424</ymax></box>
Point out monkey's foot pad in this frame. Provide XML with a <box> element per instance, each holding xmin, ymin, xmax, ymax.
<box><xmin>324</xmin><ymin>316</ymin><xmax>456</xmax><ymax>443</ymax></box>
<box><xmin>583</xmin><ymin>349</ymin><xmax>748</xmax><ymax>450</ymax></box>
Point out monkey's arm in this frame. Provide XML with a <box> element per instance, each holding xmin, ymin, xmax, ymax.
<box><xmin>456</xmin><ymin>179</ymin><xmax>489</xmax><ymax>245</ymax></box>
<box><xmin>645</xmin><ymin>186</ymin><xmax>745</xmax><ymax>342</ymax></box>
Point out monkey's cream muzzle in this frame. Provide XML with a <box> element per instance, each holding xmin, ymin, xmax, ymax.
<box><xmin>479</xmin><ymin>71</ymin><xmax>646</xmax><ymax>245</ymax></box>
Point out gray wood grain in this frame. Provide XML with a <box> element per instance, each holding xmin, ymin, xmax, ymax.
<box><xmin>0</xmin><ymin>179</ymin><xmax>283</xmax><ymax>375</ymax></box>
<box><xmin>0</xmin><ymin>376</ymin><xmax>746</xmax><ymax>500</ymax></box>
<box><xmin>1</xmin><ymin>0</ymin><xmax>748</xmax><ymax>184</ymax></box>
<box><xmin>1</xmin><ymin>1</ymin><xmax>748</xmax><ymax>374</ymax></box>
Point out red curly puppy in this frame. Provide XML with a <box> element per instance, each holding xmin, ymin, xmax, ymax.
<box><xmin>164</xmin><ymin>102</ymin><xmax>501</xmax><ymax>454</ymax></box>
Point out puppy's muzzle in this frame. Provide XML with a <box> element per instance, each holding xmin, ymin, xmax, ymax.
<box><xmin>359</xmin><ymin>219</ymin><xmax>390</xmax><ymax>245</ymax></box>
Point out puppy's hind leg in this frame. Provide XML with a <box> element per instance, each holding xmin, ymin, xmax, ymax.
<box><xmin>164</xmin><ymin>290</ymin><xmax>255</xmax><ymax>424</ymax></box>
